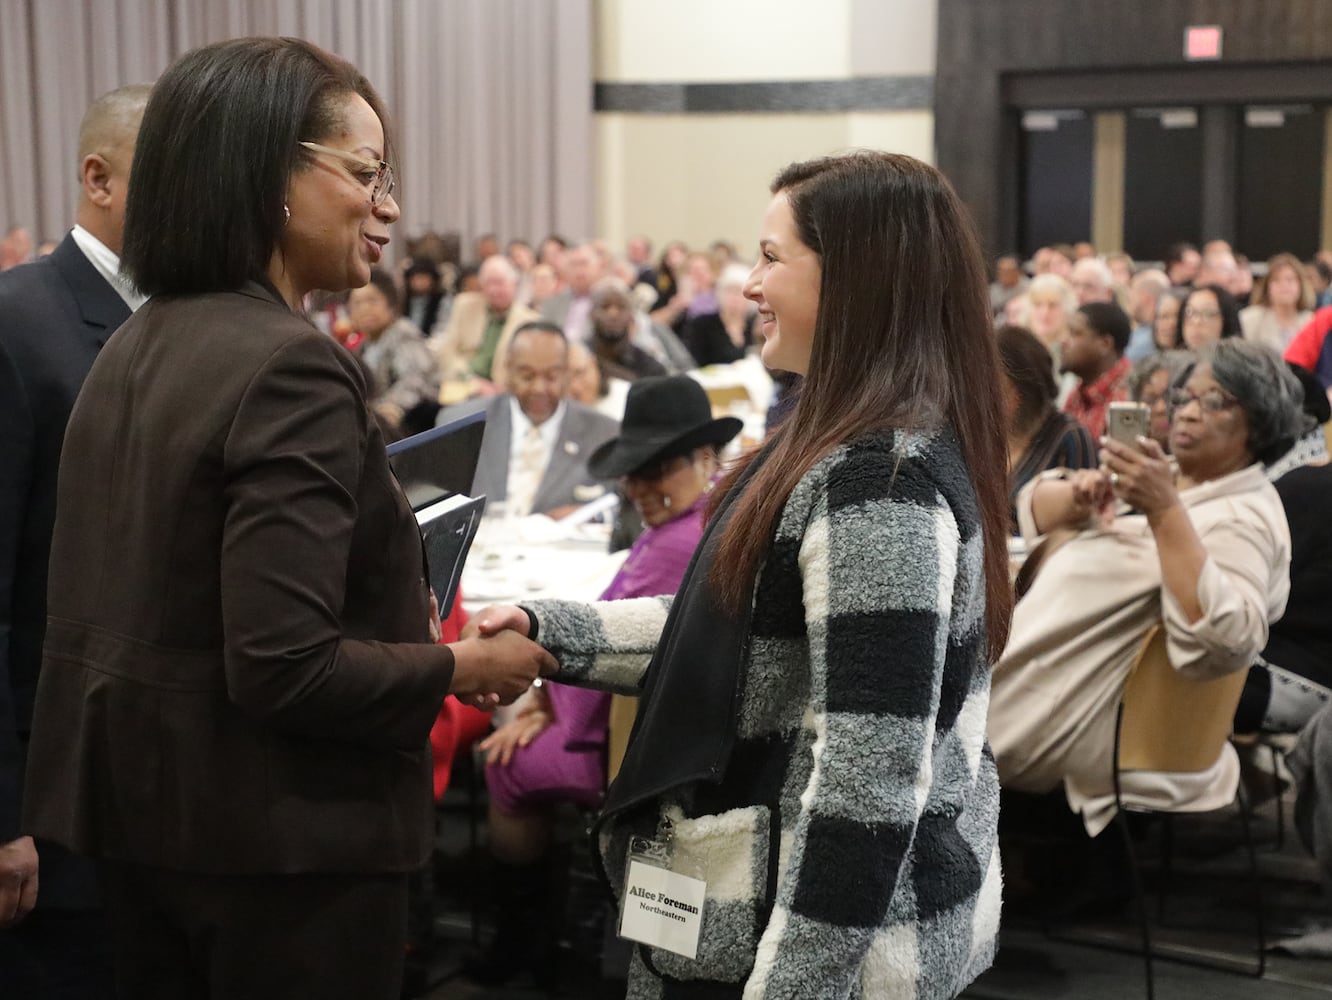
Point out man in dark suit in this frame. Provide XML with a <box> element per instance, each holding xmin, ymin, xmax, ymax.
<box><xmin>0</xmin><ymin>84</ymin><xmax>150</xmax><ymax>997</ymax></box>
<box><xmin>438</xmin><ymin>321</ymin><xmax>619</xmax><ymax>517</ymax></box>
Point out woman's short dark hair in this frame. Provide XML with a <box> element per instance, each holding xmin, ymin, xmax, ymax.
<box><xmin>1185</xmin><ymin>284</ymin><xmax>1242</xmax><ymax>340</ymax></box>
<box><xmin>404</xmin><ymin>260</ymin><xmax>441</xmax><ymax>294</ymax></box>
<box><xmin>997</xmin><ymin>325</ymin><xmax>1056</xmax><ymax>431</ymax></box>
<box><xmin>123</xmin><ymin>37</ymin><xmax>392</xmax><ymax>297</ymax></box>
<box><xmin>1206</xmin><ymin>340</ymin><xmax>1306</xmax><ymax>464</ymax></box>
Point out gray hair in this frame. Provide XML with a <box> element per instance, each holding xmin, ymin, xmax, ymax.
<box><xmin>716</xmin><ymin>262</ymin><xmax>750</xmax><ymax>293</ymax></box>
<box><xmin>1130</xmin><ymin>350</ymin><xmax>1193</xmax><ymax>400</ymax></box>
<box><xmin>1203</xmin><ymin>340</ymin><xmax>1308</xmax><ymax>464</ymax></box>
<box><xmin>590</xmin><ymin>276</ymin><xmax>633</xmax><ymax>305</ymax></box>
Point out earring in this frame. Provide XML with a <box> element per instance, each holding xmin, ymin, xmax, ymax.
<box><xmin>661</xmin><ymin>495</ymin><xmax>672</xmax><ymax>509</ymax></box>
<box><xmin>283</xmin><ymin>204</ymin><xmax>291</xmax><ymax>226</ymax></box>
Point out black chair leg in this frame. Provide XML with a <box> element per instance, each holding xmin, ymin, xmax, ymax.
<box><xmin>466</xmin><ymin>751</ymin><xmax>482</xmax><ymax>946</ymax></box>
<box><xmin>1234</xmin><ymin>781</ymin><xmax>1268</xmax><ymax>978</ymax></box>
<box><xmin>1268</xmin><ymin>742</ymin><xmax>1285</xmax><ymax>851</ymax></box>
<box><xmin>1156</xmin><ymin>816</ymin><xmax>1174</xmax><ymax>926</ymax></box>
<box><xmin>1115</xmin><ymin>811</ymin><xmax>1155</xmax><ymax>1000</ymax></box>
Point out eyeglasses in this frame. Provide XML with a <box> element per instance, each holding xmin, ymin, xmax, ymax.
<box><xmin>1183</xmin><ymin>307</ymin><xmax>1221</xmax><ymax>321</ymax></box>
<box><xmin>1168</xmin><ymin>388</ymin><xmax>1240</xmax><ymax>413</ymax></box>
<box><xmin>298</xmin><ymin>141</ymin><xmax>395</xmax><ymax>207</ymax></box>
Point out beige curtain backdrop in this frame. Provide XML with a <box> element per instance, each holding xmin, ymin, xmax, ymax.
<box><xmin>0</xmin><ymin>0</ymin><xmax>593</xmax><ymax>255</ymax></box>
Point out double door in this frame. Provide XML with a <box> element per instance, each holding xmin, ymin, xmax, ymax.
<box><xmin>1017</xmin><ymin>103</ymin><xmax>1326</xmax><ymax>261</ymax></box>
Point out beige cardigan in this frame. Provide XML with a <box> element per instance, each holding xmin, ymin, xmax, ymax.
<box><xmin>989</xmin><ymin>464</ymin><xmax>1291</xmax><ymax>834</ymax></box>
<box><xmin>429</xmin><ymin>292</ymin><xmax>538</xmax><ymax>399</ymax></box>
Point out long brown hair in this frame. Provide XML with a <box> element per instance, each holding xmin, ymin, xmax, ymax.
<box><xmin>709</xmin><ymin>152</ymin><xmax>1013</xmax><ymax>660</ymax></box>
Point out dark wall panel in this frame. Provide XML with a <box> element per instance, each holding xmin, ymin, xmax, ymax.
<box><xmin>1237</xmin><ymin>106</ymin><xmax>1324</xmax><ymax>260</ymax></box>
<box><xmin>1123</xmin><ymin>111</ymin><xmax>1204</xmax><ymax>261</ymax></box>
<box><xmin>937</xmin><ymin>0</ymin><xmax>1332</xmax><ymax>254</ymax></box>
<box><xmin>1019</xmin><ymin>114</ymin><xmax>1092</xmax><ymax>255</ymax></box>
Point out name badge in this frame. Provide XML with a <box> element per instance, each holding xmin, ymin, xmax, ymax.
<box><xmin>619</xmin><ymin>858</ymin><xmax>707</xmax><ymax>959</ymax></box>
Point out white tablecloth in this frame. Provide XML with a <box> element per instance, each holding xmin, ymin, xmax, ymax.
<box><xmin>461</xmin><ymin>514</ymin><xmax>627</xmax><ymax>613</ymax></box>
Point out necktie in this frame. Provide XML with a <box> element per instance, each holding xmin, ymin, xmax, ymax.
<box><xmin>509</xmin><ymin>425</ymin><xmax>546</xmax><ymax>516</ymax></box>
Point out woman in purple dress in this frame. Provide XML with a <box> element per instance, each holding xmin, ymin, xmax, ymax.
<box><xmin>467</xmin><ymin>376</ymin><xmax>741</xmax><ymax>987</ymax></box>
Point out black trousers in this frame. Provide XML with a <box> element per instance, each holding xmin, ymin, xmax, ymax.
<box><xmin>97</xmin><ymin>862</ymin><xmax>409</xmax><ymax>1000</ymax></box>
<box><xmin>0</xmin><ymin>906</ymin><xmax>114</xmax><ymax>1000</ymax></box>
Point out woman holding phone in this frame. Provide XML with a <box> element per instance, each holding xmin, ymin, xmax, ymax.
<box><xmin>472</xmin><ymin>151</ymin><xmax>1011</xmax><ymax>998</ymax></box>
<box><xmin>990</xmin><ymin>340</ymin><xmax>1301</xmax><ymax>835</ymax></box>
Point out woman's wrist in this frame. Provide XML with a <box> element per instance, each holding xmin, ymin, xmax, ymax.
<box><xmin>1144</xmin><ymin>497</ymin><xmax>1186</xmax><ymax>532</ymax></box>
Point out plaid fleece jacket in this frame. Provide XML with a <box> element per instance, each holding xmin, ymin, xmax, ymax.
<box><xmin>527</xmin><ymin>429</ymin><xmax>1001</xmax><ymax>999</ymax></box>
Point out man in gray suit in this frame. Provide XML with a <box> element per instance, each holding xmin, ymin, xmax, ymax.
<box><xmin>438</xmin><ymin>321</ymin><xmax>619</xmax><ymax>518</ymax></box>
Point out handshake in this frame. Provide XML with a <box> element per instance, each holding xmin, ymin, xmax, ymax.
<box><xmin>448</xmin><ymin>603</ymin><xmax>555</xmax><ymax>710</ymax></box>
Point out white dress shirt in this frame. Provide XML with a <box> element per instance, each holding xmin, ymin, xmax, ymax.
<box><xmin>506</xmin><ymin>397</ymin><xmax>566</xmax><ymax>513</ymax></box>
<box><xmin>70</xmin><ymin>224</ymin><xmax>147</xmax><ymax>311</ymax></box>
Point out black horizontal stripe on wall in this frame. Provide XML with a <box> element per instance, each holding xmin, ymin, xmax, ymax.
<box><xmin>594</xmin><ymin>76</ymin><xmax>933</xmax><ymax>114</ymax></box>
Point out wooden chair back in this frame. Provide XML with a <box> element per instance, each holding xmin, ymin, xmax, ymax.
<box><xmin>1118</xmin><ymin>626</ymin><xmax>1247</xmax><ymax>774</ymax></box>
<box><xmin>703</xmin><ymin>384</ymin><xmax>751</xmax><ymax>413</ymax></box>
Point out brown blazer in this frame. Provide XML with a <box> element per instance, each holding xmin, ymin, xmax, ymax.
<box><xmin>23</xmin><ymin>283</ymin><xmax>455</xmax><ymax>875</ymax></box>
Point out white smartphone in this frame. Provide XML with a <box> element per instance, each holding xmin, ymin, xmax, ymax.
<box><xmin>1106</xmin><ymin>401</ymin><xmax>1150</xmax><ymax>450</ymax></box>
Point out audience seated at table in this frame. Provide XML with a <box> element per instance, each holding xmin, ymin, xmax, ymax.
<box><xmin>1060</xmin><ymin>301</ymin><xmax>1133</xmax><ymax>440</ymax></box>
<box><xmin>678</xmin><ymin>263</ymin><xmax>756</xmax><ymax>366</ymax></box>
<box><xmin>1124</xmin><ymin>269</ymin><xmax>1170</xmax><ymax>362</ymax></box>
<box><xmin>999</xmin><ymin>325</ymin><xmax>1096</xmax><ymax>530</ymax></box>
<box><xmin>566</xmin><ymin>339</ymin><xmax>628</xmax><ymax>420</ymax></box>
<box><xmin>540</xmin><ymin>242</ymin><xmax>602</xmax><ymax>339</ymax></box>
<box><xmin>1130</xmin><ymin>349</ymin><xmax>1193</xmax><ymax>452</ymax></box>
<box><xmin>1241</xmin><ymin>252</ymin><xmax>1315</xmax><ymax>354</ymax></box>
<box><xmin>1180</xmin><ymin>282</ymin><xmax>1242</xmax><ymax>351</ymax></box>
<box><xmin>588</xmin><ymin>277</ymin><xmax>694</xmax><ymax>381</ymax></box>
<box><xmin>1152</xmin><ymin>287</ymin><xmax>1187</xmax><ymax>351</ymax></box>
<box><xmin>465</xmin><ymin>375</ymin><xmax>740</xmax><ymax>987</ymax></box>
<box><xmin>437</xmin><ymin>320</ymin><xmax>619</xmax><ymax>519</ymax></box>
<box><xmin>989</xmin><ymin>339</ymin><xmax>1300</xmax><ymax>836</ymax></box>
<box><xmin>990</xmin><ymin>252</ymin><xmax>1029</xmax><ymax>319</ymax></box>
<box><xmin>681</xmin><ymin>250</ymin><xmax>718</xmax><ymax>320</ymax></box>
<box><xmin>431</xmin><ymin>253</ymin><xmax>538</xmax><ymax>404</ymax></box>
<box><xmin>1233</xmin><ymin>366</ymin><xmax>1332</xmax><ymax>736</ymax></box>
<box><xmin>401</xmin><ymin>259</ymin><xmax>447</xmax><ymax>338</ymax></box>
<box><xmin>346</xmin><ymin>268</ymin><xmax>440</xmax><ymax>438</ymax></box>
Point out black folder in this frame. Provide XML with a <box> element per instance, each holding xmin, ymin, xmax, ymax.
<box><xmin>386</xmin><ymin>411</ymin><xmax>488</xmax><ymax>613</ymax></box>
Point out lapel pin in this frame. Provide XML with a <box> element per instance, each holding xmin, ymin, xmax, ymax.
<box><xmin>564</xmin><ymin>441</ymin><xmax>579</xmax><ymax>456</ymax></box>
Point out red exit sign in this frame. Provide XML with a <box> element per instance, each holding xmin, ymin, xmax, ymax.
<box><xmin>1185</xmin><ymin>25</ymin><xmax>1223</xmax><ymax>61</ymax></box>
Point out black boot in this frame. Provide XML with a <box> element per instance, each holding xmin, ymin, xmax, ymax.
<box><xmin>463</xmin><ymin>858</ymin><xmax>558</xmax><ymax>989</ymax></box>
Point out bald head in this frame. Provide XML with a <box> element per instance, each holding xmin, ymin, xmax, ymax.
<box><xmin>77</xmin><ymin>84</ymin><xmax>151</xmax><ymax>254</ymax></box>
<box><xmin>78</xmin><ymin>84</ymin><xmax>152</xmax><ymax>166</ymax></box>
<box><xmin>478</xmin><ymin>254</ymin><xmax>519</xmax><ymax>311</ymax></box>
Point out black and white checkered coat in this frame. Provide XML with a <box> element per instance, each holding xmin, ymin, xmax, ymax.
<box><xmin>528</xmin><ymin>429</ymin><xmax>1001</xmax><ymax>999</ymax></box>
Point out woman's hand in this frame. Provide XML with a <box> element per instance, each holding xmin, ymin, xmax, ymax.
<box><xmin>478</xmin><ymin>686</ymin><xmax>554</xmax><ymax>766</ymax></box>
<box><xmin>1028</xmin><ymin>468</ymin><xmax>1113</xmax><ymax>534</ymax></box>
<box><xmin>1067</xmin><ymin>468</ymin><xmax>1115</xmax><ymax>522</ymax></box>
<box><xmin>449</xmin><ymin>629</ymin><xmax>556</xmax><ymax>706</ymax></box>
<box><xmin>1099</xmin><ymin>435</ymin><xmax>1180</xmax><ymax>522</ymax></box>
<box><xmin>427</xmin><ymin>590</ymin><xmax>442</xmax><ymax>644</ymax></box>
<box><xmin>462</xmin><ymin>603</ymin><xmax>531</xmax><ymax>640</ymax></box>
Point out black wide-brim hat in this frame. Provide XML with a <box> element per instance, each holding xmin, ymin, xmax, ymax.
<box><xmin>588</xmin><ymin>375</ymin><xmax>744</xmax><ymax>479</ymax></box>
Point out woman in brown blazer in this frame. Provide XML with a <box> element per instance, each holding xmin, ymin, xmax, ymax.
<box><xmin>21</xmin><ymin>38</ymin><xmax>553</xmax><ymax>1000</ymax></box>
